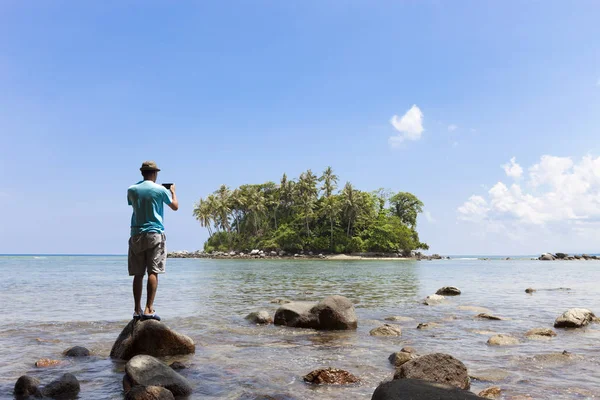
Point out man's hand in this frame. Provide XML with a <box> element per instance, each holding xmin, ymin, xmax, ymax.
<box><xmin>168</xmin><ymin>184</ymin><xmax>179</xmax><ymax>211</ymax></box>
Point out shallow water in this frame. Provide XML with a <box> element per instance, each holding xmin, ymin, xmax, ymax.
<box><xmin>1</xmin><ymin>256</ymin><xmax>599</xmax><ymax>399</ymax></box>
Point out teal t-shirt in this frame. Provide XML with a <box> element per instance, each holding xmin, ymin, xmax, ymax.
<box><xmin>127</xmin><ymin>180</ymin><xmax>173</xmax><ymax>236</ymax></box>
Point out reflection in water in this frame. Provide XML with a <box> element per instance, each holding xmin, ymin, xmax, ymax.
<box><xmin>0</xmin><ymin>257</ymin><xmax>599</xmax><ymax>399</ymax></box>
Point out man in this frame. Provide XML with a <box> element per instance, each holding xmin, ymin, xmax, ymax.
<box><xmin>127</xmin><ymin>161</ymin><xmax>178</xmax><ymax>321</ymax></box>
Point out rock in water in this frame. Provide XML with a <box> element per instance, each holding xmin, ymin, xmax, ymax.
<box><xmin>436</xmin><ymin>286</ymin><xmax>461</xmax><ymax>296</ymax></box>
<box><xmin>273</xmin><ymin>295</ymin><xmax>358</xmax><ymax>330</ymax></box>
<box><xmin>110</xmin><ymin>319</ymin><xmax>195</xmax><ymax>360</ymax></box>
<box><xmin>303</xmin><ymin>368</ymin><xmax>359</xmax><ymax>384</ymax></box>
<box><xmin>423</xmin><ymin>294</ymin><xmax>445</xmax><ymax>305</ymax></box>
<box><xmin>372</xmin><ymin>379</ymin><xmax>483</xmax><ymax>400</ymax></box>
<box><xmin>370</xmin><ymin>324</ymin><xmax>402</xmax><ymax>336</ymax></box>
<box><xmin>64</xmin><ymin>346</ymin><xmax>91</xmax><ymax>357</ymax></box>
<box><xmin>476</xmin><ymin>313</ymin><xmax>503</xmax><ymax>321</ymax></box>
<box><xmin>394</xmin><ymin>353</ymin><xmax>470</xmax><ymax>390</ymax></box>
<box><xmin>309</xmin><ymin>295</ymin><xmax>358</xmax><ymax>330</ymax></box>
<box><xmin>124</xmin><ymin>355</ymin><xmax>192</xmax><ymax>396</ymax></box>
<box><xmin>487</xmin><ymin>335</ymin><xmax>519</xmax><ymax>346</ymax></box>
<box><xmin>125</xmin><ymin>385</ymin><xmax>175</xmax><ymax>400</ymax></box>
<box><xmin>42</xmin><ymin>373</ymin><xmax>80</xmax><ymax>399</ymax></box>
<box><xmin>554</xmin><ymin>308</ymin><xmax>597</xmax><ymax>328</ymax></box>
<box><xmin>525</xmin><ymin>288</ymin><xmax>536</xmax><ymax>293</ymax></box>
<box><xmin>245</xmin><ymin>310</ymin><xmax>273</xmax><ymax>324</ymax></box>
<box><xmin>478</xmin><ymin>386</ymin><xmax>502</xmax><ymax>399</ymax></box>
<box><xmin>388</xmin><ymin>351</ymin><xmax>414</xmax><ymax>367</ymax></box>
<box><xmin>14</xmin><ymin>375</ymin><xmax>41</xmax><ymax>398</ymax></box>
<box><xmin>539</xmin><ymin>253</ymin><xmax>555</xmax><ymax>261</ymax></box>
<box><xmin>525</xmin><ymin>328</ymin><xmax>557</xmax><ymax>339</ymax></box>
<box><xmin>35</xmin><ymin>358</ymin><xmax>62</xmax><ymax>368</ymax></box>
<box><xmin>273</xmin><ymin>301</ymin><xmax>316</xmax><ymax>328</ymax></box>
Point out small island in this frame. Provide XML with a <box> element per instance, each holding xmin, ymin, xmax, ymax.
<box><xmin>189</xmin><ymin>167</ymin><xmax>429</xmax><ymax>257</ymax></box>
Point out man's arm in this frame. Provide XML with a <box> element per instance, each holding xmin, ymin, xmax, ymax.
<box><xmin>168</xmin><ymin>184</ymin><xmax>179</xmax><ymax>211</ymax></box>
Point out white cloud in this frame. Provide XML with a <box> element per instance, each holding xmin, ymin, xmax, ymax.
<box><xmin>458</xmin><ymin>155</ymin><xmax>600</xmax><ymax>246</ymax></box>
<box><xmin>389</xmin><ymin>105</ymin><xmax>424</xmax><ymax>147</ymax></box>
<box><xmin>502</xmin><ymin>157</ymin><xmax>523</xmax><ymax>179</ymax></box>
<box><xmin>448</xmin><ymin>124</ymin><xmax>458</xmax><ymax>132</ymax></box>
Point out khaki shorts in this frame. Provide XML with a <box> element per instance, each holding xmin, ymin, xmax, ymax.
<box><xmin>128</xmin><ymin>232</ymin><xmax>166</xmax><ymax>276</ymax></box>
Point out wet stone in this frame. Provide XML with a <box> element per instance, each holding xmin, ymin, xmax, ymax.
<box><xmin>303</xmin><ymin>368</ymin><xmax>359</xmax><ymax>385</ymax></box>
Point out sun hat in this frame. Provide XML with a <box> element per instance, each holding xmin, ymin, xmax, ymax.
<box><xmin>140</xmin><ymin>161</ymin><xmax>161</xmax><ymax>171</ymax></box>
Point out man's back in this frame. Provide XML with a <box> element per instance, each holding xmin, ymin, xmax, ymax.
<box><xmin>128</xmin><ymin>180</ymin><xmax>172</xmax><ymax>236</ymax></box>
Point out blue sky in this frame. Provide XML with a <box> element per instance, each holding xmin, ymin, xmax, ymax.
<box><xmin>1</xmin><ymin>1</ymin><xmax>599</xmax><ymax>255</ymax></box>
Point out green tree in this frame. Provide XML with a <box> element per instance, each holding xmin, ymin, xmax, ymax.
<box><xmin>389</xmin><ymin>192</ymin><xmax>424</xmax><ymax>229</ymax></box>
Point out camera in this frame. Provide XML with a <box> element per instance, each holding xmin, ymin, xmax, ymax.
<box><xmin>162</xmin><ymin>183</ymin><xmax>173</xmax><ymax>190</ymax></box>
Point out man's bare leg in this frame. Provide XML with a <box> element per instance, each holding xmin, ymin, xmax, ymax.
<box><xmin>144</xmin><ymin>273</ymin><xmax>158</xmax><ymax>315</ymax></box>
<box><xmin>133</xmin><ymin>275</ymin><xmax>144</xmax><ymax>315</ymax></box>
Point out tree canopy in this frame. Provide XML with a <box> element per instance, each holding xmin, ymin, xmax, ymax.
<box><xmin>193</xmin><ymin>167</ymin><xmax>429</xmax><ymax>254</ymax></box>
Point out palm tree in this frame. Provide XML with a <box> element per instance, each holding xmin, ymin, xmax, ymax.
<box><xmin>193</xmin><ymin>198</ymin><xmax>213</xmax><ymax>237</ymax></box>
<box><xmin>297</xmin><ymin>169</ymin><xmax>318</xmax><ymax>236</ymax></box>
<box><xmin>247</xmin><ymin>186</ymin><xmax>266</xmax><ymax>234</ymax></box>
<box><xmin>342</xmin><ymin>182</ymin><xmax>359</xmax><ymax>237</ymax></box>
<box><xmin>319</xmin><ymin>166</ymin><xmax>339</xmax><ymax>249</ymax></box>
<box><xmin>215</xmin><ymin>184</ymin><xmax>232</xmax><ymax>233</ymax></box>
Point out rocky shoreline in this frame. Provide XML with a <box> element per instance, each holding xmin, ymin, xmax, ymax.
<box><xmin>167</xmin><ymin>249</ymin><xmax>600</xmax><ymax>262</ymax></box>
<box><xmin>167</xmin><ymin>249</ymin><xmax>449</xmax><ymax>260</ymax></box>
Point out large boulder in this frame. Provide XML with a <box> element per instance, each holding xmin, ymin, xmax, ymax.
<box><xmin>554</xmin><ymin>308</ymin><xmax>597</xmax><ymax>328</ymax></box>
<box><xmin>393</xmin><ymin>353</ymin><xmax>470</xmax><ymax>390</ymax></box>
<box><xmin>539</xmin><ymin>253</ymin><xmax>555</xmax><ymax>261</ymax></box>
<box><xmin>110</xmin><ymin>320</ymin><xmax>195</xmax><ymax>360</ymax></box>
<box><xmin>372</xmin><ymin>379</ymin><xmax>483</xmax><ymax>400</ymax></box>
<box><xmin>436</xmin><ymin>287</ymin><xmax>461</xmax><ymax>296</ymax></box>
<box><xmin>14</xmin><ymin>375</ymin><xmax>41</xmax><ymax>398</ymax></box>
<box><xmin>42</xmin><ymin>373</ymin><xmax>80</xmax><ymax>399</ymax></box>
<box><xmin>125</xmin><ymin>385</ymin><xmax>175</xmax><ymax>400</ymax></box>
<box><xmin>273</xmin><ymin>295</ymin><xmax>357</xmax><ymax>330</ymax></box>
<box><xmin>124</xmin><ymin>355</ymin><xmax>192</xmax><ymax>397</ymax></box>
<box><xmin>303</xmin><ymin>368</ymin><xmax>359</xmax><ymax>384</ymax></box>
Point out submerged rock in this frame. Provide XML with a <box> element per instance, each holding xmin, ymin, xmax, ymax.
<box><xmin>416</xmin><ymin>322</ymin><xmax>439</xmax><ymax>330</ymax></box>
<box><xmin>35</xmin><ymin>358</ymin><xmax>62</xmax><ymax>368</ymax></box>
<box><xmin>110</xmin><ymin>319</ymin><xmax>195</xmax><ymax>360</ymax></box>
<box><xmin>459</xmin><ymin>305</ymin><xmax>492</xmax><ymax>314</ymax></box>
<box><xmin>469</xmin><ymin>369</ymin><xmax>509</xmax><ymax>382</ymax></box>
<box><xmin>476</xmin><ymin>313</ymin><xmax>504</xmax><ymax>321</ymax></box>
<box><xmin>245</xmin><ymin>310</ymin><xmax>273</xmax><ymax>324</ymax></box>
<box><xmin>394</xmin><ymin>353</ymin><xmax>470</xmax><ymax>390</ymax></box>
<box><xmin>370</xmin><ymin>324</ymin><xmax>402</xmax><ymax>336</ymax></box>
<box><xmin>478</xmin><ymin>386</ymin><xmax>502</xmax><ymax>399</ymax></box>
<box><xmin>42</xmin><ymin>373</ymin><xmax>80</xmax><ymax>399</ymax></box>
<box><xmin>487</xmin><ymin>334</ymin><xmax>519</xmax><ymax>346</ymax></box>
<box><xmin>125</xmin><ymin>385</ymin><xmax>175</xmax><ymax>400</ymax></box>
<box><xmin>303</xmin><ymin>368</ymin><xmax>359</xmax><ymax>385</ymax></box>
<box><xmin>423</xmin><ymin>294</ymin><xmax>445</xmax><ymax>305</ymax></box>
<box><xmin>372</xmin><ymin>379</ymin><xmax>483</xmax><ymax>400</ymax></box>
<box><xmin>554</xmin><ymin>308</ymin><xmax>597</xmax><ymax>328</ymax></box>
<box><xmin>525</xmin><ymin>288</ymin><xmax>536</xmax><ymax>293</ymax></box>
<box><xmin>64</xmin><ymin>346</ymin><xmax>91</xmax><ymax>357</ymax></box>
<box><xmin>270</xmin><ymin>298</ymin><xmax>292</xmax><ymax>304</ymax></box>
<box><xmin>436</xmin><ymin>286</ymin><xmax>461</xmax><ymax>296</ymax></box>
<box><xmin>124</xmin><ymin>355</ymin><xmax>192</xmax><ymax>396</ymax></box>
<box><xmin>384</xmin><ymin>316</ymin><xmax>415</xmax><ymax>323</ymax></box>
<box><xmin>169</xmin><ymin>361</ymin><xmax>187</xmax><ymax>370</ymax></box>
<box><xmin>14</xmin><ymin>375</ymin><xmax>41</xmax><ymax>398</ymax></box>
<box><xmin>273</xmin><ymin>295</ymin><xmax>357</xmax><ymax>330</ymax></box>
<box><xmin>525</xmin><ymin>328</ymin><xmax>557</xmax><ymax>339</ymax></box>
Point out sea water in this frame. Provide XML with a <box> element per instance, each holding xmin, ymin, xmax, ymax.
<box><xmin>1</xmin><ymin>256</ymin><xmax>599</xmax><ymax>399</ymax></box>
